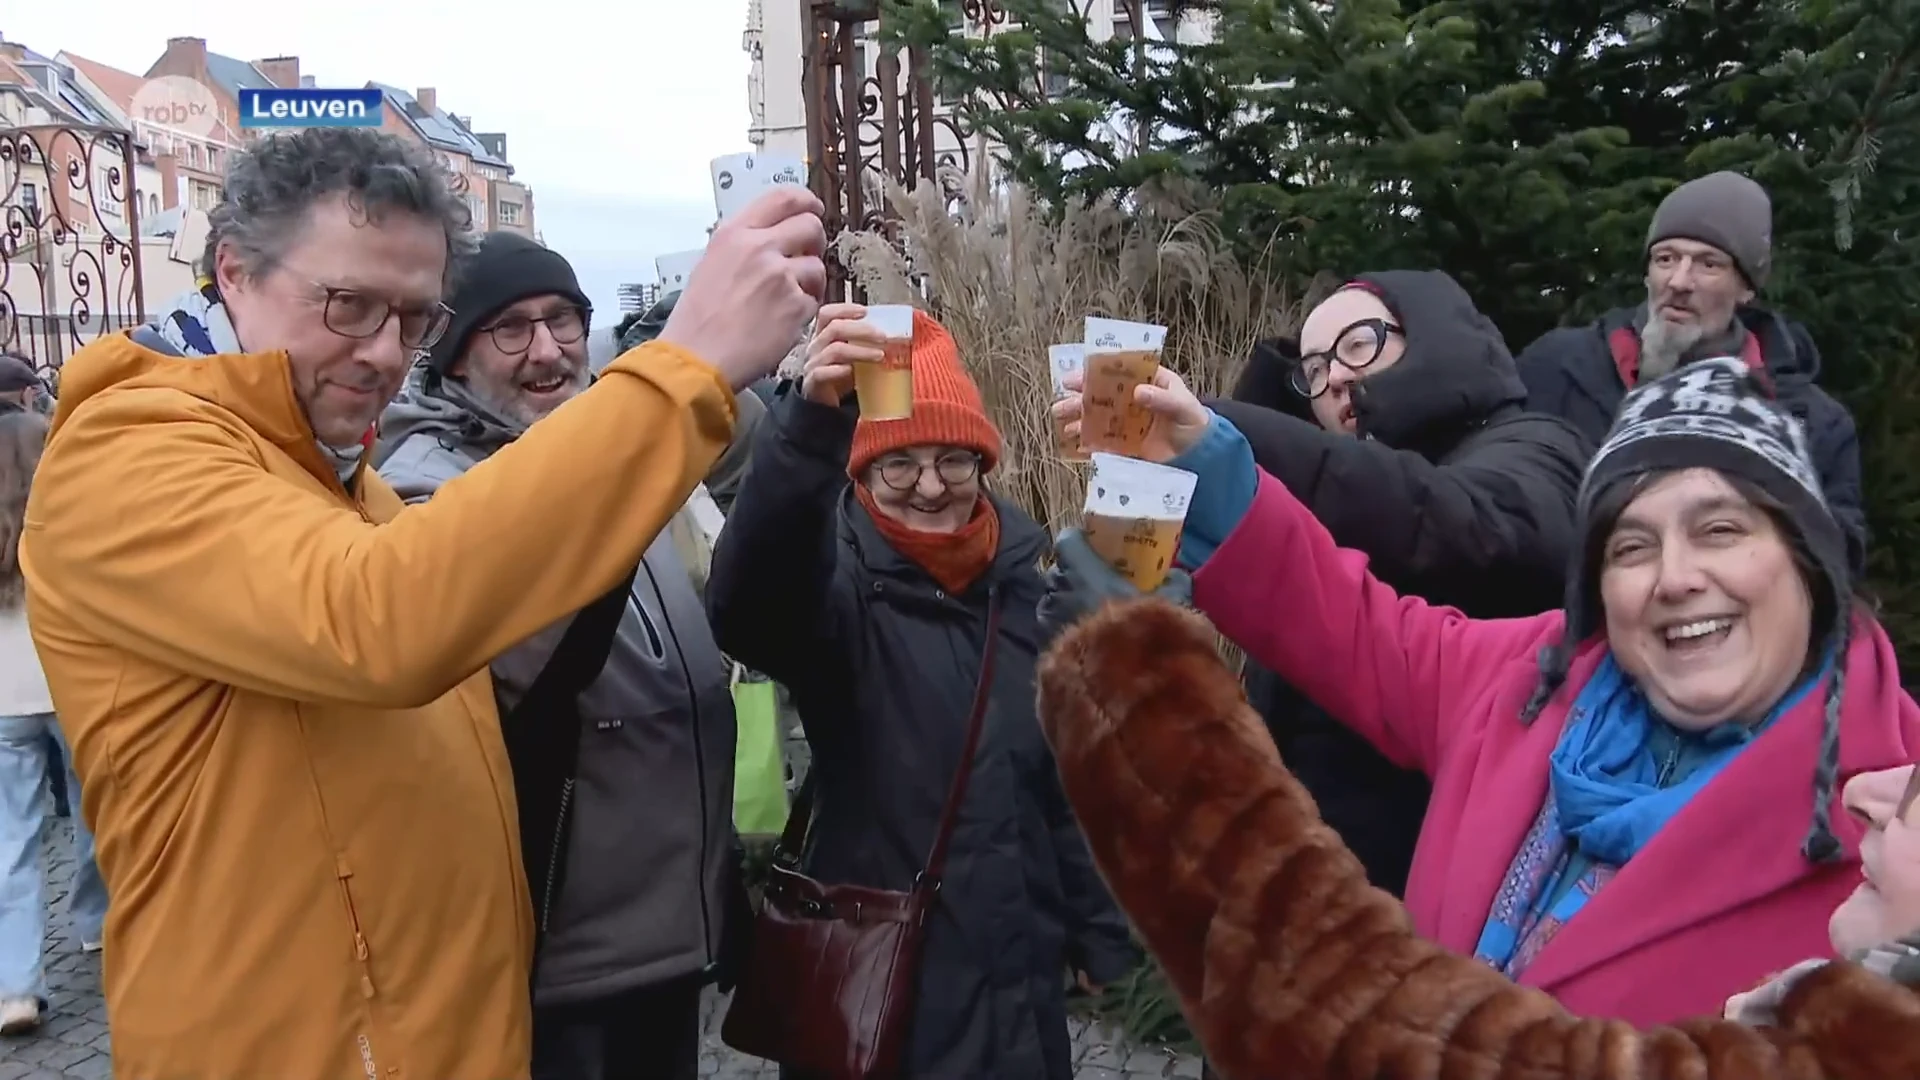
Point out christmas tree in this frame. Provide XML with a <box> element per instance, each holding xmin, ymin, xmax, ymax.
<box><xmin>891</xmin><ymin>0</ymin><xmax>1920</xmax><ymax>654</ymax></box>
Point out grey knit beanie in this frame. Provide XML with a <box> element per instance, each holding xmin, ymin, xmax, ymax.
<box><xmin>1646</xmin><ymin>171</ymin><xmax>1774</xmax><ymax>289</ymax></box>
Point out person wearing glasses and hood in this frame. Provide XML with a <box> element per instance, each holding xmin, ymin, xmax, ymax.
<box><xmin>706</xmin><ymin>303</ymin><xmax>1134</xmax><ymax>1080</ymax></box>
<box><xmin>376</xmin><ymin>231</ymin><xmax>766</xmax><ymax>1080</ymax></box>
<box><xmin>1214</xmin><ymin>270</ymin><xmax>1592</xmax><ymax>899</ymax></box>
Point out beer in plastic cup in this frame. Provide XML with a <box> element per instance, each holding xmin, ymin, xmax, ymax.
<box><xmin>1080</xmin><ymin>317</ymin><xmax>1167</xmax><ymax>456</ymax></box>
<box><xmin>1049</xmin><ymin>343</ymin><xmax>1089</xmax><ymax>462</ymax></box>
<box><xmin>1081</xmin><ymin>452</ymin><xmax>1198</xmax><ymax>593</ymax></box>
<box><xmin>854</xmin><ymin>305</ymin><xmax>916</xmax><ymax>421</ymax></box>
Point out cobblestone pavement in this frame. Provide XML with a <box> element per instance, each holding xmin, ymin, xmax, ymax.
<box><xmin>7</xmin><ymin>821</ymin><xmax>1203</xmax><ymax>1080</ymax></box>
<box><xmin>0</xmin><ymin>820</ymin><xmax>111</xmax><ymax>1080</ymax></box>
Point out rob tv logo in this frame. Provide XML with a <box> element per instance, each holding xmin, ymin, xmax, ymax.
<box><xmin>239</xmin><ymin>87</ymin><xmax>383</xmax><ymax>129</ymax></box>
<box><xmin>129</xmin><ymin>76</ymin><xmax>222</xmax><ymax>138</ymax></box>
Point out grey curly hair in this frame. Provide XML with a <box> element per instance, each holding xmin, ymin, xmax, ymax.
<box><xmin>200</xmin><ymin>127</ymin><xmax>479</xmax><ymax>285</ymax></box>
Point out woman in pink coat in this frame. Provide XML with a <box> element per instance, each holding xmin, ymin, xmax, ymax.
<box><xmin>1045</xmin><ymin>354</ymin><xmax>1920</xmax><ymax>1024</ymax></box>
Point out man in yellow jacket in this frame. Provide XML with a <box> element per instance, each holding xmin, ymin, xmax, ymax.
<box><xmin>18</xmin><ymin>126</ymin><xmax>826</xmax><ymax>1080</ymax></box>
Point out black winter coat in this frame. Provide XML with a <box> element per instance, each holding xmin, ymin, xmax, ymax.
<box><xmin>1214</xmin><ymin>269</ymin><xmax>1590</xmax><ymax>897</ymax></box>
<box><xmin>1515</xmin><ymin>304</ymin><xmax>1867</xmax><ymax>575</ymax></box>
<box><xmin>707</xmin><ymin>388</ymin><xmax>1136</xmax><ymax>1080</ymax></box>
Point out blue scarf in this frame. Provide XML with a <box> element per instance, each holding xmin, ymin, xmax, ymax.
<box><xmin>1552</xmin><ymin>653</ymin><xmax>1821</xmax><ymax>864</ymax></box>
<box><xmin>1474</xmin><ymin>650</ymin><xmax>1828</xmax><ymax>976</ymax></box>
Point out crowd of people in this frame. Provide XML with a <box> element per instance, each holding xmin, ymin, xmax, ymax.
<box><xmin>0</xmin><ymin>117</ymin><xmax>1909</xmax><ymax>1080</ymax></box>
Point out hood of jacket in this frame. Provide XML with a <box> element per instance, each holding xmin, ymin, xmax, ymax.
<box><xmin>51</xmin><ymin>329</ymin><xmax>347</xmax><ymax>491</ymax></box>
<box><xmin>1346</xmin><ymin>270</ymin><xmax>1529</xmax><ymax>454</ymax></box>
<box><xmin>373</xmin><ymin>365</ymin><xmax>523</xmax><ymax>469</ymax></box>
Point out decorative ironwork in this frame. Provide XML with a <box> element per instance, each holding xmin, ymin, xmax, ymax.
<box><xmin>961</xmin><ymin>0</ymin><xmax>1010</xmax><ymax>28</ymax></box>
<box><xmin>805</xmin><ymin>0</ymin><xmax>988</xmax><ymax>301</ymax></box>
<box><xmin>0</xmin><ymin>123</ymin><xmax>146</xmax><ymax>376</ymax></box>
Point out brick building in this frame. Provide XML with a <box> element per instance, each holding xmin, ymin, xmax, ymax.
<box><xmin>369</xmin><ymin>83</ymin><xmax>535</xmax><ymax>238</ymax></box>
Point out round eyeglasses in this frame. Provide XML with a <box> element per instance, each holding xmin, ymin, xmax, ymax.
<box><xmin>1289</xmin><ymin>317</ymin><xmax>1403</xmax><ymax>399</ymax></box>
<box><xmin>313</xmin><ymin>285</ymin><xmax>454</xmax><ymax>351</ymax></box>
<box><xmin>874</xmin><ymin>451</ymin><xmax>981</xmax><ymax>492</ymax></box>
<box><xmin>480</xmin><ymin>304</ymin><xmax>591</xmax><ymax>355</ymax></box>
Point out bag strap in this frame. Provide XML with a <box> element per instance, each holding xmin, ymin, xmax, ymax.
<box><xmin>503</xmin><ymin>563</ymin><xmax>641</xmax><ymax>950</ymax></box>
<box><xmin>513</xmin><ymin>565</ymin><xmax>638</xmax><ymax>720</ymax></box>
<box><xmin>771</xmin><ymin>590</ymin><xmax>1005</xmax><ymax>889</ymax></box>
<box><xmin>920</xmin><ymin>590</ymin><xmax>1004</xmax><ymax>888</ymax></box>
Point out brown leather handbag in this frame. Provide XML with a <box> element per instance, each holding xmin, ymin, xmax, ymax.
<box><xmin>720</xmin><ymin>593</ymin><xmax>1005</xmax><ymax>1079</ymax></box>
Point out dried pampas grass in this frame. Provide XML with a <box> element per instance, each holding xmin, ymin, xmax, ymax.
<box><xmin>836</xmin><ymin>168</ymin><xmax>1304</xmax><ymax>534</ymax></box>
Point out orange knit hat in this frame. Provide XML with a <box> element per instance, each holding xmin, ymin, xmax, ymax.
<box><xmin>847</xmin><ymin>308</ymin><xmax>1004</xmax><ymax>477</ymax></box>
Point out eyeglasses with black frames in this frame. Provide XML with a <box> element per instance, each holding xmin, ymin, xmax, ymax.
<box><xmin>301</xmin><ymin>279</ymin><xmax>454</xmax><ymax>351</ymax></box>
<box><xmin>874</xmin><ymin>450</ymin><xmax>981</xmax><ymax>492</ymax></box>
<box><xmin>479</xmin><ymin>304</ymin><xmax>592</xmax><ymax>355</ymax></box>
<box><xmin>1289</xmin><ymin>317</ymin><xmax>1404</xmax><ymax>399</ymax></box>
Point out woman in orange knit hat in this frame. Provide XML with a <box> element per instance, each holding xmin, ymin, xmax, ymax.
<box><xmin>707</xmin><ymin>303</ymin><xmax>1134</xmax><ymax>1079</ymax></box>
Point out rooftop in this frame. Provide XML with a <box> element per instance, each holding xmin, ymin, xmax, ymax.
<box><xmin>368</xmin><ymin>81</ymin><xmax>512</xmax><ymax>170</ymax></box>
<box><xmin>202</xmin><ymin>50</ymin><xmax>277</xmax><ymax>100</ymax></box>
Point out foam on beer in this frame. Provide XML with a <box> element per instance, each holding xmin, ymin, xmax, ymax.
<box><xmin>1083</xmin><ymin>318</ymin><xmax>1168</xmax><ymax>355</ymax></box>
<box><xmin>1083</xmin><ymin>453</ymin><xmax>1196</xmax><ymax>522</ymax></box>
<box><xmin>863</xmin><ymin>305</ymin><xmax>915</xmax><ymax>341</ymax></box>
<box><xmin>1081</xmin><ymin>453</ymin><xmax>1197</xmax><ymax>591</ymax></box>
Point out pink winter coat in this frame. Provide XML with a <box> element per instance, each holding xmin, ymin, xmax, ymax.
<box><xmin>1192</xmin><ymin>470</ymin><xmax>1920</xmax><ymax>1025</ymax></box>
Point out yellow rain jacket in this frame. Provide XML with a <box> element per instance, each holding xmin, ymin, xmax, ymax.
<box><xmin>20</xmin><ymin>332</ymin><xmax>737</xmax><ymax>1080</ymax></box>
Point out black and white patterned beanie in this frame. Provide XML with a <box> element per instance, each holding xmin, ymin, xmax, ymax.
<box><xmin>1521</xmin><ymin>355</ymin><xmax>1851</xmax><ymax>863</ymax></box>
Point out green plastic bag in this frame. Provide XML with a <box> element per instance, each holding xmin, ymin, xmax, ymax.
<box><xmin>731</xmin><ymin>664</ymin><xmax>790</xmax><ymax>838</ymax></box>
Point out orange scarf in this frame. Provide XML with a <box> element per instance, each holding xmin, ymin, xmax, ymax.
<box><xmin>854</xmin><ymin>485</ymin><xmax>1001</xmax><ymax>596</ymax></box>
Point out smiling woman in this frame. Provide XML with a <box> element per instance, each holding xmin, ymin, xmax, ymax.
<box><xmin>1036</xmin><ymin>353</ymin><xmax>1920</xmax><ymax>1026</ymax></box>
<box><xmin>1593</xmin><ymin>468</ymin><xmax>1820</xmax><ymax>731</ymax></box>
<box><xmin>704</xmin><ymin>303</ymin><xmax>1138</xmax><ymax>1079</ymax></box>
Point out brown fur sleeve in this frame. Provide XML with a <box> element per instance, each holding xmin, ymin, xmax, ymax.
<box><xmin>1035</xmin><ymin>598</ymin><xmax>1920</xmax><ymax>1080</ymax></box>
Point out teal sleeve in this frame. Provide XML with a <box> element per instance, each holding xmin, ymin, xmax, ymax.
<box><xmin>1169</xmin><ymin>411</ymin><xmax>1259</xmax><ymax>570</ymax></box>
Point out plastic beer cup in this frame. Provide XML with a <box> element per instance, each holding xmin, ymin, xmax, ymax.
<box><xmin>1081</xmin><ymin>453</ymin><xmax>1198</xmax><ymax>593</ymax></box>
<box><xmin>1049</xmin><ymin>343</ymin><xmax>1089</xmax><ymax>462</ymax></box>
<box><xmin>854</xmin><ymin>305</ymin><xmax>916</xmax><ymax>421</ymax></box>
<box><xmin>1080</xmin><ymin>317</ymin><xmax>1167</xmax><ymax>456</ymax></box>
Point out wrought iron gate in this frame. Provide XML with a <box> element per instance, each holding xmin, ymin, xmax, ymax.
<box><xmin>804</xmin><ymin>0</ymin><xmax>999</xmax><ymax>301</ymax></box>
<box><xmin>1</xmin><ymin>123</ymin><xmax>146</xmax><ymax>377</ymax></box>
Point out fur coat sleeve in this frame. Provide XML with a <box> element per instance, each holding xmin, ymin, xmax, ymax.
<box><xmin>1034</xmin><ymin>598</ymin><xmax>1920</xmax><ymax>1080</ymax></box>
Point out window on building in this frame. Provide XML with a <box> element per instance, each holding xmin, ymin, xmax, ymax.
<box><xmin>20</xmin><ymin>183</ymin><xmax>38</xmax><ymax>217</ymax></box>
<box><xmin>1110</xmin><ymin>0</ymin><xmax>1179</xmax><ymax>41</ymax></box>
<box><xmin>498</xmin><ymin>201</ymin><xmax>523</xmax><ymax>226</ymax></box>
<box><xmin>207</xmin><ymin>147</ymin><xmax>221</xmax><ymax>173</ymax></box>
<box><xmin>468</xmin><ymin>194</ymin><xmax>488</xmax><ymax>228</ymax></box>
<box><xmin>186</xmin><ymin>143</ymin><xmax>199</xmax><ymax>168</ymax></box>
<box><xmin>97</xmin><ymin>168</ymin><xmax>122</xmax><ymax>218</ymax></box>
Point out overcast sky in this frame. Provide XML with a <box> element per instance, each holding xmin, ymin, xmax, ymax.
<box><xmin>7</xmin><ymin>0</ymin><xmax>755</xmax><ymax>314</ymax></box>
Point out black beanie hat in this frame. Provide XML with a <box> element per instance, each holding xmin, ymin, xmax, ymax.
<box><xmin>1521</xmin><ymin>355</ymin><xmax>1851</xmax><ymax>864</ymax></box>
<box><xmin>428</xmin><ymin>232</ymin><xmax>592</xmax><ymax>376</ymax></box>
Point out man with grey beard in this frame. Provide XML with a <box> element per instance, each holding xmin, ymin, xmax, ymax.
<box><xmin>375</xmin><ymin>231</ymin><xmax>760</xmax><ymax>1080</ymax></box>
<box><xmin>1516</xmin><ymin>170</ymin><xmax>1867</xmax><ymax>572</ymax></box>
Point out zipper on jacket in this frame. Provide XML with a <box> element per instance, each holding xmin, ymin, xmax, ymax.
<box><xmin>335</xmin><ymin>854</ymin><xmax>378</xmax><ymax>999</ymax></box>
<box><xmin>640</xmin><ymin>559</ymin><xmax>717</xmax><ymax>971</ymax></box>
<box><xmin>539</xmin><ymin>778</ymin><xmax>576</xmax><ymax>933</ymax></box>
